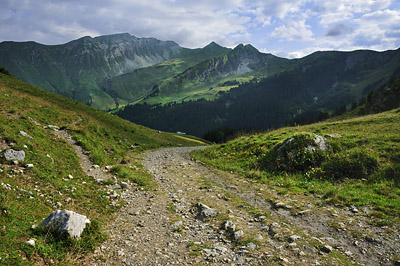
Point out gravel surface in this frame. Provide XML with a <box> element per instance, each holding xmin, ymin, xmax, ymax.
<box><xmin>83</xmin><ymin>147</ymin><xmax>400</xmax><ymax>266</ymax></box>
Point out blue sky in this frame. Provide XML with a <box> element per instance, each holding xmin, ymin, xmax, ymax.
<box><xmin>1</xmin><ymin>0</ymin><xmax>400</xmax><ymax>58</ymax></box>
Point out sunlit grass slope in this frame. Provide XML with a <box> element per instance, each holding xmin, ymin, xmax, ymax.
<box><xmin>0</xmin><ymin>73</ymin><xmax>200</xmax><ymax>265</ymax></box>
<box><xmin>193</xmin><ymin>108</ymin><xmax>400</xmax><ymax>224</ymax></box>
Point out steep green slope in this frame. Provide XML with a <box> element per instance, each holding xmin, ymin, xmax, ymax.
<box><xmin>108</xmin><ymin>42</ymin><xmax>231</xmax><ymax>107</ymax></box>
<box><xmin>0</xmin><ymin>35</ymin><xmax>232</xmax><ymax>110</ymax></box>
<box><xmin>0</xmin><ymin>33</ymin><xmax>183</xmax><ymax>110</ymax></box>
<box><xmin>192</xmin><ymin>108</ymin><xmax>400</xmax><ymax>224</ymax></box>
<box><xmin>141</xmin><ymin>44</ymin><xmax>290</xmax><ymax>104</ymax></box>
<box><xmin>117</xmin><ymin>48</ymin><xmax>400</xmax><ymax>137</ymax></box>
<box><xmin>0</xmin><ymin>73</ymin><xmax>199</xmax><ymax>265</ymax></box>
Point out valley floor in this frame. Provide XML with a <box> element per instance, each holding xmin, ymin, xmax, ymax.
<box><xmin>86</xmin><ymin>147</ymin><xmax>399</xmax><ymax>266</ymax></box>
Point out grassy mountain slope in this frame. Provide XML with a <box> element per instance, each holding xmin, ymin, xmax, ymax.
<box><xmin>117</xmin><ymin>48</ymin><xmax>400</xmax><ymax>137</ymax></box>
<box><xmin>108</xmin><ymin>42</ymin><xmax>231</xmax><ymax>107</ymax></box>
<box><xmin>0</xmin><ymin>33</ymin><xmax>183</xmax><ymax>110</ymax></box>
<box><xmin>192</xmin><ymin>108</ymin><xmax>400</xmax><ymax>224</ymax></box>
<box><xmin>141</xmin><ymin>44</ymin><xmax>290</xmax><ymax>105</ymax></box>
<box><xmin>0</xmin><ymin>73</ymin><xmax>200</xmax><ymax>265</ymax></box>
<box><xmin>0</xmin><ymin>35</ymin><xmax>232</xmax><ymax>110</ymax></box>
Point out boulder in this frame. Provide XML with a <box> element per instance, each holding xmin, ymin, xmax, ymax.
<box><xmin>273</xmin><ymin>133</ymin><xmax>328</xmax><ymax>172</ymax></box>
<box><xmin>2</xmin><ymin>149</ymin><xmax>25</xmax><ymax>162</ymax></box>
<box><xmin>40</xmin><ymin>209</ymin><xmax>90</xmax><ymax>238</ymax></box>
<box><xmin>222</xmin><ymin>220</ymin><xmax>236</xmax><ymax>233</ymax></box>
<box><xmin>196</xmin><ymin>203</ymin><xmax>218</xmax><ymax>221</ymax></box>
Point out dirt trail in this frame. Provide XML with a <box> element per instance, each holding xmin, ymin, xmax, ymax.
<box><xmin>55</xmin><ymin>129</ymin><xmax>111</xmax><ymax>180</ymax></box>
<box><xmin>84</xmin><ymin>147</ymin><xmax>399</xmax><ymax>265</ymax></box>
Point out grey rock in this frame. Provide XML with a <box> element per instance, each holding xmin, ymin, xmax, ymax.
<box><xmin>288</xmin><ymin>235</ymin><xmax>301</xmax><ymax>243</ymax></box>
<box><xmin>255</xmin><ymin>234</ymin><xmax>264</xmax><ymax>240</ymax></box>
<box><xmin>234</xmin><ymin>230</ymin><xmax>244</xmax><ymax>240</ymax></box>
<box><xmin>3</xmin><ymin>149</ymin><xmax>25</xmax><ymax>162</ymax></box>
<box><xmin>314</xmin><ymin>134</ymin><xmax>328</xmax><ymax>149</ymax></box>
<box><xmin>245</xmin><ymin>242</ymin><xmax>256</xmax><ymax>249</ymax></box>
<box><xmin>196</xmin><ymin>203</ymin><xmax>218</xmax><ymax>221</ymax></box>
<box><xmin>276</xmin><ymin>133</ymin><xmax>328</xmax><ymax>155</ymax></box>
<box><xmin>45</xmin><ymin>125</ymin><xmax>60</xmax><ymax>131</ymax></box>
<box><xmin>350</xmin><ymin>205</ymin><xmax>359</xmax><ymax>213</ymax></box>
<box><xmin>365</xmin><ymin>236</ymin><xmax>381</xmax><ymax>243</ymax></box>
<box><xmin>172</xmin><ymin>221</ymin><xmax>183</xmax><ymax>228</ymax></box>
<box><xmin>253</xmin><ymin>213</ymin><xmax>267</xmax><ymax>222</ymax></box>
<box><xmin>120</xmin><ymin>182</ymin><xmax>129</xmax><ymax>189</ymax></box>
<box><xmin>222</xmin><ymin>220</ymin><xmax>236</xmax><ymax>233</ymax></box>
<box><xmin>302</xmin><ymin>245</ymin><xmax>316</xmax><ymax>253</ymax></box>
<box><xmin>40</xmin><ymin>209</ymin><xmax>90</xmax><ymax>238</ymax></box>
<box><xmin>321</xmin><ymin>245</ymin><xmax>333</xmax><ymax>253</ymax></box>
<box><xmin>344</xmin><ymin>250</ymin><xmax>353</xmax><ymax>256</ymax></box>
<box><xmin>295</xmin><ymin>209</ymin><xmax>311</xmax><ymax>216</ymax></box>
<box><xmin>19</xmin><ymin>131</ymin><xmax>33</xmax><ymax>139</ymax></box>
<box><xmin>203</xmin><ymin>248</ymin><xmax>217</xmax><ymax>256</ymax></box>
<box><xmin>214</xmin><ymin>246</ymin><xmax>228</xmax><ymax>253</ymax></box>
<box><xmin>280</xmin><ymin>257</ymin><xmax>289</xmax><ymax>263</ymax></box>
<box><xmin>274</xmin><ymin>201</ymin><xmax>292</xmax><ymax>209</ymax></box>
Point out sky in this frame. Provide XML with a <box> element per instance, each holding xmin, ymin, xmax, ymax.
<box><xmin>1</xmin><ymin>0</ymin><xmax>400</xmax><ymax>58</ymax></box>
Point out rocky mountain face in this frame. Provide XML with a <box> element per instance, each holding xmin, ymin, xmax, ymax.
<box><xmin>0</xmin><ymin>33</ymin><xmax>184</xmax><ymax>109</ymax></box>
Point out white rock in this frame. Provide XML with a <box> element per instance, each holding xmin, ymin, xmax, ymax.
<box><xmin>19</xmin><ymin>131</ymin><xmax>33</xmax><ymax>139</ymax></box>
<box><xmin>40</xmin><ymin>209</ymin><xmax>90</xmax><ymax>238</ymax></box>
<box><xmin>255</xmin><ymin>234</ymin><xmax>264</xmax><ymax>240</ymax></box>
<box><xmin>25</xmin><ymin>164</ymin><xmax>34</xmax><ymax>168</ymax></box>
<box><xmin>288</xmin><ymin>235</ymin><xmax>301</xmax><ymax>243</ymax></box>
<box><xmin>222</xmin><ymin>220</ymin><xmax>236</xmax><ymax>233</ymax></box>
<box><xmin>25</xmin><ymin>239</ymin><xmax>35</xmax><ymax>246</ymax></box>
<box><xmin>3</xmin><ymin>149</ymin><xmax>25</xmax><ymax>162</ymax></box>
<box><xmin>196</xmin><ymin>203</ymin><xmax>218</xmax><ymax>221</ymax></box>
<box><xmin>234</xmin><ymin>230</ymin><xmax>244</xmax><ymax>240</ymax></box>
<box><xmin>120</xmin><ymin>182</ymin><xmax>129</xmax><ymax>189</ymax></box>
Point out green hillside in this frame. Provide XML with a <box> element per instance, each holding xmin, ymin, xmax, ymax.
<box><xmin>107</xmin><ymin>42</ymin><xmax>231</xmax><ymax>108</ymax></box>
<box><xmin>0</xmin><ymin>73</ymin><xmax>201</xmax><ymax>265</ymax></box>
<box><xmin>117</xmin><ymin>48</ymin><xmax>400</xmax><ymax>137</ymax></box>
<box><xmin>0</xmin><ymin>34</ymin><xmax>230</xmax><ymax>110</ymax></box>
<box><xmin>192</xmin><ymin>108</ymin><xmax>400</xmax><ymax>223</ymax></box>
<box><xmin>140</xmin><ymin>44</ymin><xmax>290</xmax><ymax>105</ymax></box>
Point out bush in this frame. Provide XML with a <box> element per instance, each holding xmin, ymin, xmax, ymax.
<box><xmin>262</xmin><ymin>133</ymin><xmax>328</xmax><ymax>173</ymax></box>
<box><xmin>322</xmin><ymin>151</ymin><xmax>378</xmax><ymax>180</ymax></box>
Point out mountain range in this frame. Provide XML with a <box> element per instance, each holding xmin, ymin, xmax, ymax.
<box><xmin>1</xmin><ymin>33</ymin><xmax>400</xmax><ymax>137</ymax></box>
<box><xmin>0</xmin><ymin>33</ymin><xmax>229</xmax><ymax>109</ymax></box>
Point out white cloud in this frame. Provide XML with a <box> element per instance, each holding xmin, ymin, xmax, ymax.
<box><xmin>270</xmin><ymin>16</ymin><xmax>314</xmax><ymax>41</ymax></box>
<box><xmin>0</xmin><ymin>0</ymin><xmax>399</xmax><ymax>58</ymax></box>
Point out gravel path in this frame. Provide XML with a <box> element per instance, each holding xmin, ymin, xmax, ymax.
<box><xmin>85</xmin><ymin>147</ymin><xmax>399</xmax><ymax>266</ymax></box>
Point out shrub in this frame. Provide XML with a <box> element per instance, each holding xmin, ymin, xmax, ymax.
<box><xmin>322</xmin><ymin>151</ymin><xmax>378</xmax><ymax>180</ymax></box>
<box><xmin>261</xmin><ymin>133</ymin><xmax>328</xmax><ymax>173</ymax></box>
